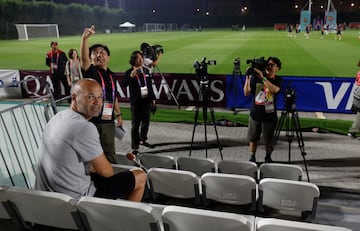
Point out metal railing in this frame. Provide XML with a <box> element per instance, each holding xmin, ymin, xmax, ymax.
<box><xmin>0</xmin><ymin>77</ymin><xmax>58</xmax><ymax>188</ymax></box>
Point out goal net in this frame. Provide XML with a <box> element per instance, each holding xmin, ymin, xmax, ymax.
<box><xmin>15</xmin><ymin>24</ymin><xmax>59</xmax><ymax>40</ymax></box>
<box><xmin>143</xmin><ymin>23</ymin><xmax>167</xmax><ymax>32</ymax></box>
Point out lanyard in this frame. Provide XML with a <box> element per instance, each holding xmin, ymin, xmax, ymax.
<box><xmin>135</xmin><ymin>68</ymin><xmax>146</xmax><ymax>87</ymax></box>
<box><xmin>52</xmin><ymin>51</ymin><xmax>59</xmax><ymax>64</ymax></box>
<box><xmin>96</xmin><ymin>70</ymin><xmax>115</xmax><ymax>103</ymax></box>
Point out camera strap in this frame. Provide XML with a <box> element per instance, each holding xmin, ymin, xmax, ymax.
<box><xmin>96</xmin><ymin>70</ymin><xmax>115</xmax><ymax>103</ymax></box>
<box><xmin>134</xmin><ymin>67</ymin><xmax>147</xmax><ymax>87</ymax></box>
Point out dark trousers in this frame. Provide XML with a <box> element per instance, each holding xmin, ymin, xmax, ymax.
<box><xmin>131</xmin><ymin>101</ymin><xmax>151</xmax><ymax>149</ymax></box>
<box><xmin>94</xmin><ymin>123</ymin><xmax>117</xmax><ymax>164</ymax></box>
<box><xmin>51</xmin><ymin>72</ymin><xmax>70</xmax><ymax>100</ymax></box>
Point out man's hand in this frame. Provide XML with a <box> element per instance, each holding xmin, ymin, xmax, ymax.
<box><xmin>82</xmin><ymin>25</ymin><xmax>96</xmax><ymax>39</ymax></box>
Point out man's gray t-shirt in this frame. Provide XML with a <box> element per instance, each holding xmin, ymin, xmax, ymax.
<box><xmin>34</xmin><ymin>109</ymin><xmax>103</xmax><ymax>200</ymax></box>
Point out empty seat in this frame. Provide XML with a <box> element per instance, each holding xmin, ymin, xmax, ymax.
<box><xmin>259</xmin><ymin>163</ymin><xmax>303</xmax><ymax>181</ymax></box>
<box><xmin>201</xmin><ymin>173</ymin><xmax>257</xmax><ymax>211</ymax></box>
<box><xmin>147</xmin><ymin>168</ymin><xmax>201</xmax><ymax>204</ymax></box>
<box><xmin>177</xmin><ymin>156</ymin><xmax>216</xmax><ymax>176</ymax></box>
<box><xmin>162</xmin><ymin>205</ymin><xmax>255</xmax><ymax>231</ymax></box>
<box><xmin>77</xmin><ymin>196</ymin><xmax>162</xmax><ymax>231</ymax></box>
<box><xmin>115</xmin><ymin>152</ymin><xmax>136</xmax><ymax>166</ymax></box>
<box><xmin>256</xmin><ymin>217</ymin><xmax>352</xmax><ymax>231</ymax></box>
<box><xmin>218</xmin><ymin>160</ymin><xmax>258</xmax><ymax>179</ymax></box>
<box><xmin>0</xmin><ymin>186</ymin><xmax>11</xmax><ymax>220</ymax></box>
<box><xmin>258</xmin><ymin>178</ymin><xmax>320</xmax><ymax>221</ymax></box>
<box><xmin>6</xmin><ymin>186</ymin><xmax>83</xmax><ymax>230</ymax></box>
<box><xmin>139</xmin><ymin>153</ymin><xmax>177</xmax><ymax>169</ymax></box>
<box><xmin>112</xmin><ymin>164</ymin><xmax>141</xmax><ymax>174</ymax></box>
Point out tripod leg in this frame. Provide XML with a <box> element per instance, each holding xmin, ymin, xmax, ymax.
<box><xmin>204</xmin><ymin>113</ymin><xmax>208</xmax><ymax>158</ymax></box>
<box><xmin>273</xmin><ymin>111</ymin><xmax>286</xmax><ymax>145</ymax></box>
<box><xmin>293</xmin><ymin>111</ymin><xmax>310</xmax><ymax>182</ymax></box>
<box><xmin>189</xmin><ymin>105</ymin><xmax>200</xmax><ymax>157</ymax></box>
<box><xmin>155</xmin><ymin>66</ymin><xmax>180</xmax><ymax>108</ymax></box>
<box><xmin>209</xmin><ymin>107</ymin><xmax>224</xmax><ymax>160</ymax></box>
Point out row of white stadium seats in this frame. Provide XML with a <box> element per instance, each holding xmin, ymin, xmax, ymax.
<box><xmin>0</xmin><ymin>186</ymin><xmax>352</xmax><ymax>231</ymax></box>
<box><xmin>116</xmin><ymin>152</ymin><xmax>304</xmax><ymax>181</ymax></box>
<box><xmin>146</xmin><ymin>168</ymin><xmax>319</xmax><ymax>221</ymax></box>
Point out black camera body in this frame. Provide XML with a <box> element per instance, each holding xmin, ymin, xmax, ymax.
<box><xmin>246</xmin><ymin>57</ymin><xmax>267</xmax><ymax>75</ymax></box>
<box><xmin>194</xmin><ymin>57</ymin><xmax>216</xmax><ymax>77</ymax></box>
<box><xmin>284</xmin><ymin>87</ymin><xmax>296</xmax><ymax>111</ymax></box>
<box><xmin>143</xmin><ymin>44</ymin><xmax>164</xmax><ymax>61</ymax></box>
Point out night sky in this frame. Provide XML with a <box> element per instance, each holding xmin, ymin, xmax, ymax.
<box><xmin>52</xmin><ymin>0</ymin><xmax>359</xmax><ymax>14</ymax></box>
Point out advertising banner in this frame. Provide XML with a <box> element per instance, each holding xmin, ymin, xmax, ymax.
<box><xmin>325</xmin><ymin>10</ymin><xmax>337</xmax><ymax>29</ymax></box>
<box><xmin>225</xmin><ymin>75</ymin><xmax>355</xmax><ymax>113</ymax></box>
<box><xmin>0</xmin><ymin>70</ymin><xmax>22</xmax><ymax>98</ymax></box>
<box><xmin>18</xmin><ymin>70</ymin><xmax>356</xmax><ymax>113</ymax></box>
<box><xmin>300</xmin><ymin>10</ymin><xmax>311</xmax><ymax>32</ymax></box>
<box><xmin>19</xmin><ymin>70</ymin><xmax>52</xmax><ymax>98</ymax></box>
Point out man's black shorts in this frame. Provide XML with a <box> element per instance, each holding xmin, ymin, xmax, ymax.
<box><xmin>92</xmin><ymin>170</ymin><xmax>135</xmax><ymax>199</ymax></box>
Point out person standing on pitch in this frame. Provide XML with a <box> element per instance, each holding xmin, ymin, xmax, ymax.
<box><xmin>80</xmin><ymin>25</ymin><xmax>123</xmax><ymax>164</ymax></box>
<box><xmin>121</xmin><ymin>51</ymin><xmax>156</xmax><ymax>155</ymax></box>
<box><xmin>45</xmin><ymin>41</ymin><xmax>69</xmax><ymax>100</ymax></box>
<box><xmin>243</xmin><ymin>57</ymin><xmax>283</xmax><ymax>163</ymax></box>
<box><xmin>65</xmin><ymin>48</ymin><xmax>83</xmax><ymax>87</ymax></box>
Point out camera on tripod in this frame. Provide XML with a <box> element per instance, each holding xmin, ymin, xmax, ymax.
<box><xmin>141</xmin><ymin>42</ymin><xmax>164</xmax><ymax>61</ymax></box>
<box><xmin>284</xmin><ymin>86</ymin><xmax>297</xmax><ymax>111</ymax></box>
<box><xmin>246</xmin><ymin>57</ymin><xmax>267</xmax><ymax>75</ymax></box>
<box><xmin>194</xmin><ymin>57</ymin><xmax>216</xmax><ymax>77</ymax></box>
<box><xmin>233</xmin><ymin>58</ymin><xmax>240</xmax><ymax>72</ymax></box>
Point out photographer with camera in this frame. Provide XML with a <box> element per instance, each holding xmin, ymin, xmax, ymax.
<box><xmin>140</xmin><ymin>42</ymin><xmax>163</xmax><ymax>74</ymax></box>
<box><xmin>121</xmin><ymin>51</ymin><xmax>156</xmax><ymax>155</ymax></box>
<box><xmin>243</xmin><ymin>57</ymin><xmax>282</xmax><ymax>163</ymax></box>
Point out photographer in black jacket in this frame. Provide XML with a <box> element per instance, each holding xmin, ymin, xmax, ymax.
<box><xmin>121</xmin><ymin>51</ymin><xmax>156</xmax><ymax>155</ymax></box>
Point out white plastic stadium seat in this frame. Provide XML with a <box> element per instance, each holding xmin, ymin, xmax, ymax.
<box><xmin>6</xmin><ymin>186</ymin><xmax>83</xmax><ymax>230</ymax></box>
<box><xmin>147</xmin><ymin>168</ymin><xmax>201</xmax><ymax>203</ymax></box>
<box><xmin>112</xmin><ymin>164</ymin><xmax>141</xmax><ymax>174</ymax></box>
<box><xmin>256</xmin><ymin>217</ymin><xmax>352</xmax><ymax>231</ymax></box>
<box><xmin>139</xmin><ymin>153</ymin><xmax>177</xmax><ymax>169</ymax></box>
<box><xmin>258</xmin><ymin>178</ymin><xmax>320</xmax><ymax>221</ymax></box>
<box><xmin>259</xmin><ymin>163</ymin><xmax>303</xmax><ymax>181</ymax></box>
<box><xmin>218</xmin><ymin>160</ymin><xmax>258</xmax><ymax>180</ymax></box>
<box><xmin>77</xmin><ymin>196</ymin><xmax>162</xmax><ymax>231</ymax></box>
<box><xmin>0</xmin><ymin>186</ymin><xmax>11</xmax><ymax>220</ymax></box>
<box><xmin>162</xmin><ymin>205</ymin><xmax>255</xmax><ymax>231</ymax></box>
<box><xmin>177</xmin><ymin>156</ymin><xmax>216</xmax><ymax>176</ymax></box>
<box><xmin>201</xmin><ymin>173</ymin><xmax>257</xmax><ymax>211</ymax></box>
<box><xmin>115</xmin><ymin>152</ymin><xmax>137</xmax><ymax>166</ymax></box>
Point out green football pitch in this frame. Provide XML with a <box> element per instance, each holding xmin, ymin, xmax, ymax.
<box><xmin>0</xmin><ymin>28</ymin><xmax>359</xmax><ymax>77</ymax></box>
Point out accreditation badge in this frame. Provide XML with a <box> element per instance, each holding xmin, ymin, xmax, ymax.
<box><xmin>101</xmin><ymin>101</ymin><xmax>113</xmax><ymax>120</ymax></box>
<box><xmin>140</xmin><ymin>86</ymin><xmax>148</xmax><ymax>98</ymax></box>
<box><xmin>265</xmin><ymin>102</ymin><xmax>275</xmax><ymax>113</ymax></box>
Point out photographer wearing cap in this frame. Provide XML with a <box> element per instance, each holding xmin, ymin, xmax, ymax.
<box><xmin>243</xmin><ymin>57</ymin><xmax>283</xmax><ymax>163</ymax></box>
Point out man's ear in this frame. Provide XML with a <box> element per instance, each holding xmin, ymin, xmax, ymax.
<box><xmin>71</xmin><ymin>93</ymin><xmax>76</xmax><ymax>102</ymax></box>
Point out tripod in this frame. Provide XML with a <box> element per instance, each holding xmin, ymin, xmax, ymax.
<box><xmin>189</xmin><ymin>76</ymin><xmax>223</xmax><ymax>160</ymax></box>
<box><xmin>155</xmin><ymin>66</ymin><xmax>180</xmax><ymax>109</ymax></box>
<box><xmin>273</xmin><ymin>104</ymin><xmax>310</xmax><ymax>182</ymax></box>
<box><xmin>231</xmin><ymin>63</ymin><xmax>245</xmax><ymax>115</ymax></box>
